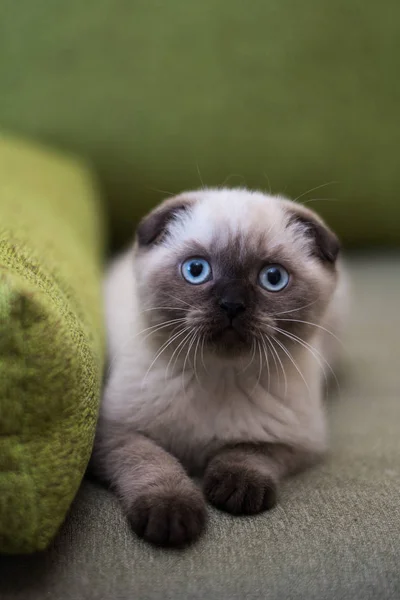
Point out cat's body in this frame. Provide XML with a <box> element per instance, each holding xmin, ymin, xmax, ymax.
<box><xmin>94</xmin><ymin>188</ymin><xmax>347</xmax><ymax>547</ymax></box>
<box><xmin>101</xmin><ymin>247</ymin><xmax>344</xmax><ymax>471</ymax></box>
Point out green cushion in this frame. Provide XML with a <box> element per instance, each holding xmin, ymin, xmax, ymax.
<box><xmin>0</xmin><ymin>136</ymin><xmax>105</xmax><ymax>553</ymax></box>
<box><xmin>0</xmin><ymin>0</ymin><xmax>399</xmax><ymax>248</ymax></box>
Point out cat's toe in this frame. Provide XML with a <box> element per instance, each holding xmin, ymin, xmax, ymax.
<box><xmin>204</xmin><ymin>462</ymin><xmax>277</xmax><ymax>515</ymax></box>
<box><xmin>129</xmin><ymin>484</ymin><xmax>206</xmax><ymax>547</ymax></box>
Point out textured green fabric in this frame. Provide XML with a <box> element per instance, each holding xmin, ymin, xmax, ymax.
<box><xmin>1</xmin><ymin>1</ymin><xmax>399</xmax><ymax>248</ymax></box>
<box><xmin>0</xmin><ymin>136</ymin><xmax>105</xmax><ymax>553</ymax></box>
<box><xmin>1</xmin><ymin>256</ymin><xmax>399</xmax><ymax>598</ymax></box>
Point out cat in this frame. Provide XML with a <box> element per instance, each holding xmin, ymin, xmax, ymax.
<box><xmin>92</xmin><ymin>188</ymin><xmax>347</xmax><ymax>547</ymax></box>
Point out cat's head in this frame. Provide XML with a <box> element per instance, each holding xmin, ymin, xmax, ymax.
<box><xmin>134</xmin><ymin>188</ymin><xmax>340</xmax><ymax>360</ymax></box>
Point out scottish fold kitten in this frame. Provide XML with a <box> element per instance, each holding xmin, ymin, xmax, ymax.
<box><xmin>93</xmin><ymin>188</ymin><xmax>346</xmax><ymax>546</ymax></box>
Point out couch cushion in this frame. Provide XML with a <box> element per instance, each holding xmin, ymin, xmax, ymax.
<box><xmin>0</xmin><ymin>136</ymin><xmax>105</xmax><ymax>553</ymax></box>
<box><xmin>1</xmin><ymin>255</ymin><xmax>399</xmax><ymax>597</ymax></box>
<box><xmin>0</xmin><ymin>1</ymin><xmax>399</xmax><ymax>248</ymax></box>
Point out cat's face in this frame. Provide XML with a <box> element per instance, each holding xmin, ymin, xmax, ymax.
<box><xmin>134</xmin><ymin>189</ymin><xmax>340</xmax><ymax>360</ymax></box>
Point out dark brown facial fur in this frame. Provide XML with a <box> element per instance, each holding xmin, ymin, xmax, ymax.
<box><xmin>137</xmin><ymin>245</ymin><xmax>336</xmax><ymax>361</ymax></box>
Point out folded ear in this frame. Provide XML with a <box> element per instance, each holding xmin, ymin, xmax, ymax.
<box><xmin>284</xmin><ymin>201</ymin><xmax>340</xmax><ymax>263</ymax></box>
<box><xmin>136</xmin><ymin>196</ymin><xmax>194</xmax><ymax>247</ymax></box>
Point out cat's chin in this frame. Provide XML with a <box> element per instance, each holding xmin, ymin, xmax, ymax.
<box><xmin>207</xmin><ymin>326</ymin><xmax>253</xmax><ymax>357</ymax></box>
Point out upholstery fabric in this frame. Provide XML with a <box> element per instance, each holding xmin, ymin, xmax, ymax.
<box><xmin>0</xmin><ymin>135</ymin><xmax>105</xmax><ymax>553</ymax></box>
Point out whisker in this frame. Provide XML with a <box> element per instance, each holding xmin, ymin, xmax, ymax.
<box><xmin>184</xmin><ymin>330</ymin><xmax>198</xmax><ymax>373</ymax></box>
<box><xmin>251</xmin><ymin>340</ymin><xmax>263</xmax><ymax>396</ymax></box>
<box><xmin>166</xmin><ymin>294</ymin><xmax>201</xmax><ymax>312</ymax></box>
<box><xmin>196</xmin><ymin>163</ymin><xmax>205</xmax><ymax>188</ymax></box>
<box><xmin>107</xmin><ymin>318</ymin><xmax>185</xmax><ymax>375</ymax></box>
<box><xmin>242</xmin><ymin>338</ymin><xmax>257</xmax><ymax>373</ymax></box>
<box><xmin>165</xmin><ymin>327</ymin><xmax>193</xmax><ymax>380</ymax></box>
<box><xmin>271</xmin><ymin>299</ymin><xmax>319</xmax><ymax>317</ymax></box>
<box><xmin>171</xmin><ymin>328</ymin><xmax>198</xmax><ymax>378</ymax></box>
<box><xmin>139</xmin><ymin>318</ymin><xmax>187</xmax><ymax>342</ymax></box>
<box><xmin>145</xmin><ymin>185</ymin><xmax>176</xmax><ymax>197</ymax></box>
<box><xmin>293</xmin><ymin>181</ymin><xmax>339</xmax><ymax>203</ymax></box>
<box><xmin>266</xmin><ymin>336</ymin><xmax>288</xmax><ymax>398</ymax></box>
<box><xmin>192</xmin><ymin>329</ymin><xmax>203</xmax><ymax>387</ymax></box>
<box><xmin>263</xmin><ymin>171</ymin><xmax>272</xmax><ymax>195</ymax></box>
<box><xmin>271</xmin><ymin>326</ymin><xmax>341</xmax><ymax>395</ymax></box>
<box><xmin>276</xmin><ymin>318</ymin><xmax>344</xmax><ymax>346</ymax></box>
<box><xmin>264</xmin><ymin>335</ymin><xmax>279</xmax><ymax>383</ymax></box>
<box><xmin>182</xmin><ymin>330</ymin><xmax>198</xmax><ymax>394</ymax></box>
<box><xmin>259</xmin><ymin>334</ymin><xmax>271</xmax><ymax>393</ymax></box>
<box><xmin>141</xmin><ymin>306</ymin><xmax>187</xmax><ymax>313</ymax></box>
<box><xmin>270</xmin><ymin>326</ymin><xmax>328</xmax><ymax>389</ymax></box>
<box><xmin>301</xmin><ymin>197</ymin><xmax>341</xmax><ymax>206</ymax></box>
<box><xmin>272</xmin><ymin>336</ymin><xmax>310</xmax><ymax>394</ymax></box>
<box><xmin>220</xmin><ymin>173</ymin><xmax>247</xmax><ymax>187</ymax></box>
<box><xmin>200</xmin><ymin>331</ymin><xmax>208</xmax><ymax>374</ymax></box>
<box><xmin>142</xmin><ymin>326</ymin><xmax>190</xmax><ymax>387</ymax></box>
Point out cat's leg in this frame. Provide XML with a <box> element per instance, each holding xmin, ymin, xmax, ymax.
<box><xmin>203</xmin><ymin>443</ymin><xmax>319</xmax><ymax>515</ymax></box>
<box><xmin>93</xmin><ymin>429</ymin><xmax>206</xmax><ymax>546</ymax></box>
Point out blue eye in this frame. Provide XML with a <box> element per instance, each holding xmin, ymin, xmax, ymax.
<box><xmin>181</xmin><ymin>258</ymin><xmax>212</xmax><ymax>285</ymax></box>
<box><xmin>259</xmin><ymin>264</ymin><xmax>290</xmax><ymax>292</ymax></box>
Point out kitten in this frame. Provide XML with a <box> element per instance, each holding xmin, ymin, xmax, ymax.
<box><xmin>93</xmin><ymin>188</ymin><xmax>346</xmax><ymax>547</ymax></box>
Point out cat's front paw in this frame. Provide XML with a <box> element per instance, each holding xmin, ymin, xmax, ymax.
<box><xmin>129</xmin><ymin>481</ymin><xmax>206</xmax><ymax>547</ymax></box>
<box><xmin>204</xmin><ymin>457</ymin><xmax>278</xmax><ymax>515</ymax></box>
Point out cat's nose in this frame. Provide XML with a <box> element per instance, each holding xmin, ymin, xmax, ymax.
<box><xmin>219</xmin><ymin>299</ymin><xmax>246</xmax><ymax>320</ymax></box>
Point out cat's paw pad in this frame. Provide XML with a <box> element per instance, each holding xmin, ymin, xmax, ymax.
<box><xmin>129</xmin><ymin>483</ymin><xmax>206</xmax><ymax>547</ymax></box>
<box><xmin>204</xmin><ymin>461</ymin><xmax>277</xmax><ymax>515</ymax></box>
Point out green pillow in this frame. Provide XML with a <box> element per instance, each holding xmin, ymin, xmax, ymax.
<box><xmin>0</xmin><ymin>136</ymin><xmax>105</xmax><ymax>553</ymax></box>
<box><xmin>0</xmin><ymin>0</ymin><xmax>399</xmax><ymax>248</ymax></box>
